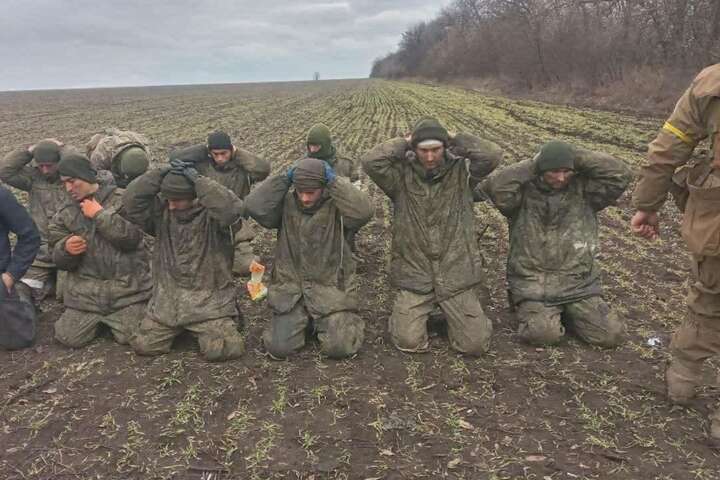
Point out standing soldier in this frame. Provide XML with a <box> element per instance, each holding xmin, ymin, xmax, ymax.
<box><xmin>85</xmin><ymin>128</ymin><xmax>151</xmax><ymax>188</ymax></box>
<box><xmin>0</xmin><ymin>139</ymin><xmax>68</xmax><ymax>303</ymax></box>
<box><xmin>304</xmin><ymin>123</ymin><xmax>359</xmax><ymax>181</ymax></box>
<box><xmin>49</xmin><ymin>153</ymin><xmax>152</xmax><ymax>347</ymax></box>
<box><xmin>482</xmin><ymin>141</ymin><xmax>631</xmax><ymax>347</ymax></box>
<box><xmin>362</xmin><ymin>118</ymin><xmax>501</xmax><ymax>356</ymax></box>
<box><xmin>245</xmin><ymin>157</ymin><xmax>372</xmax><ymax>359</ymax></box>
<box><xmin>122</xmin><ymin>162</ymin><xmax>246</xmax><ymax>361</ymax></box>
<box><xmin>170</xmin><ymin>131</ymin><xmax>270</xmax><ymax>276</ymax></box>
<box><xmin>631</xmin><ymin>63</ymin><xmax>720</xmax><ymax>438</ymax></box>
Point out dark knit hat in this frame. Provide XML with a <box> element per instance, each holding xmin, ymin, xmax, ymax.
<box><xmin>33</xmin><ymin>140</ymin><xmax>61</xmax><ymax>164</ymax></box>
<box><xmin>161</xmin><ymin>171</ymin><xmax>196</xmax><ymax>200</ymax></box>
<box><xmin>58</xmin><ymin>152</ymin><xmax>97</xmax><ymax>183</ymax></box>
<box><xmin>306</xmin><ymin>123</ymin><xmax>335</xmax><ymax>160</ymax></box>
<box><xmin>411</xmin><ymin>117</ymin><xmax>449</xmax><ymax>148</ymax></box>
<box><xmin>293</xmin><ymin>157</ymin><xmax>326</xmax><ymax>190</ymax></box>
<box><xmin>207</xmin><ymin>131</ymin><xmax>232</xmax><ymax>151</ymax></box>
<box><xmin>535</xmin><ymin>141</ymin><xmax>576</xmax><ymax>173</ymax></box>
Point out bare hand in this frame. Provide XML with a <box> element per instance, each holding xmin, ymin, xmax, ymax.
<box><xmin>1</xmin><ymin>272</ymin><xmax>14</xmax><ymax>293</ymax></box>
<box><xmin>631</xmin><ymin>210</ymin><xmax>659</xmax><ymax>240</ymax></box>
<box><xmin>80</xmin><ymin>198</ymin><xmax>103</xmax><ymax>219</ymax></box>
<box><xmin>65</xmin><ymin>235</ymin><xmax>88</xmax><ymax>255</ymax></box>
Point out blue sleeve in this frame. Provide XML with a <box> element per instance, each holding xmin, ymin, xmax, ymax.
<box><xmin>0</xmin><ymin>186</ymin><xmax>41</xmax><ymax>280</ymax></box>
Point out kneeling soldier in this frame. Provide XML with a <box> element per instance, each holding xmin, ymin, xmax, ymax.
<box><xmin>246</xmin><ymin>157</ymin><xmax>372</xmax><ymax>358</ymax></box>
<box><xmin>123</xmin><ymin>161</ymin><xmax>246</xmax><ymax>361</ymax></box>
<box><xmin>482</xmin><ymin>141</ymin><xmax>631</xmax><ymax>347</ymax></box>
<box><xmin>49</xmin><ymin>153</ymin><xmax>152</xmax><ymax>347</ymax></box>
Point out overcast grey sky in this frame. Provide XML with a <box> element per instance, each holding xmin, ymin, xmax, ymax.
<box><xmin>0</xmin><ymin>0</ymin><xmax>452</xmax><ymax>91</ymax></box>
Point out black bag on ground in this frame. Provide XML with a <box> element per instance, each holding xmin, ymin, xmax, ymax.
<box><xmin>0</xmin><ymin>286</ymin><xmax>37</xmax><ymax>350</ymax></box>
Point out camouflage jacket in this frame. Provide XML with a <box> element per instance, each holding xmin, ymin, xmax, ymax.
<box><xmin>633</xmin><ymin>63</ymin><xmax>720</xmax><ymax>211</ymax></box>
<box><xmin>170</xmin><ymin>143</ymin><xmax>271</xmax><ymax>199</ymax></box>
<box><xmin>0</xmin><ymin>147</ymin><xmax>68</xmax><ymax>267</ymax></box>
<box><xmin>49</xmin><ymin>184</ymin><xmax>152</xmax><ymax>314</ymax></box>
<box><xmin>362</xmin><ymin>133</ymin><xmax>502</xmax><ymax>299</ymax></box>
<box><xmin>86</xmin><ymin>128</ymin><xmax>151</xmax><ymax>172</ymax></box>
<box><xmin>122</xmin><ymin>169</ymin><xmax>245</xmax><ymax>326</ymax></box>
<box><xmin>246</xmin><ymin>175</ymin><xmax>372</xmax><ymax>316</ymax></box>
<box><xmin>482</xmin><ymin>149</ymin><xmax>632</xmax><ymax>305</ymax></box>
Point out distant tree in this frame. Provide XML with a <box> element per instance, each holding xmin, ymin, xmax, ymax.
<box><xmin>369</xmin><ymin>0</ymin><xmax>720</xmax><ymax>90</ymax></box>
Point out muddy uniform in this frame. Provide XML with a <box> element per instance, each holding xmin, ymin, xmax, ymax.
<box><xmin>482</xmin><ymin>149</ymin><xmax>631</xmax><ymax>346</ymax></box>
<box><xmin>171</xmin><ymin>143</ymin><xmax>271</xmax><ymax>275</ymax></box>
<box><xmin>362</xmin><ymin>132</ymin><xmax>501</xmax><ymax>355</ymax></box>
<box><xmin>49</xmin><ymin>184</ymin><xmax>152</xmax><ymax>347</ymax></box>
<box><xmin>122</xmin><ymin>168</ymin><xmax>246</xmax><ymax>361</ymax></box>
<box><xmin>632</xmin><ymin>64</ymin><xmax>720</xmax><ymax>428</ymax></box>
<box><xmin>246</xmin><ymin>172</ymin><xmax>372</xmax><ymax>358</ymax></box>
<box><xmin>0</xmin><ymin>147</ymin><xmax>68</xmax><ymax>301</ymax></box>
<box><xmin>86</xmin><ymin>128</ymin><xmax>151</xmax><ymax>185</ymax></box>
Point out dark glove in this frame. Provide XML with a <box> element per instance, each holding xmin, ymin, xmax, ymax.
<box><xmin>287</xmin><ymin>166</ymin><xmax>296</xmax><ymax>183</ymax></box>
<box><xmin>323</xmin><ymin>161</ymin><xmax>337</xmax><ymax>184</ymax></box>
<box><xmin>157</xmin><ymin>165</ymin><xmax>173</xmax><ymax>176</ymax></box>
<box><xmin>181</xmin><ymin>165</ymin><xmax>199</xmax><ymax>183</ymax></box>
<box><xmin>169</xmin><ymin>158</ymin><xmax>187</xmax><ymax>171</ymax></box>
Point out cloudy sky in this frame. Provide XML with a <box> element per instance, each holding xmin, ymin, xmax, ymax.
<box><xmin>0</xmin><ymin>0</ymin><xmax>452</xmax><ymax>91</ymax></box>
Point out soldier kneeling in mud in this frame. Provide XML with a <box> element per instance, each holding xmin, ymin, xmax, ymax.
<box><xmin>362</xmin><ymin>118</ymin><xmax>501</xmax><ymax>356</ymax></box>
<box><xmin>0</xmin><ymin>139</ymin><xmax>70</xmax><ymax>304</ymax></box>
<box><xmin>49</xmin><ymin>153</ymin><xmax>152</xmax><ymax>347</ymax></box>
<box><xmin>122</xmin><ymin>159</ymin><xmax>246</xmax><ymax>361</ymax></box>
<box><xmin>85</xmin><ymin>128</ymin><xmax>152</xmax><ymax>188</ymax></box>
<box><xmin>170</xmin><ymin>131</ymin><xmax>271</xmax><ymax>276</ymax></box>
<box><xmin>481</xmin><ymin>141</ymin><xmax>632</xmax><ymax>347</ymax></box>
<box><xmin>245</xmin><ymin>157</ymin><xmax>372</xmax><ymax>359</ymax></box>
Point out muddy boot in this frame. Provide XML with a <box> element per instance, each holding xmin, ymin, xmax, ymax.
<box><xmin>666</xmin><ymin>357</ymin><xmax>701</xmax><ymax>405</ymax></box>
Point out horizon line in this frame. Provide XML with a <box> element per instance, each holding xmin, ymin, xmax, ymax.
<box><xmin>0</xmin><ymin>76</ymin><xmax>371</xmax><ymax>94</ymax></box>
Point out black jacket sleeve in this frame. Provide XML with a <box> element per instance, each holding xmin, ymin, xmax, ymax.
<box><xmin>0</xmin><ymin>186</ymin><xmax>40</xmax><ymax>280</ymax></box>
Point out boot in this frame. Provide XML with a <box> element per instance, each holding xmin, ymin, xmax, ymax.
<box><xmin>666</xmin><ymin>357</ymin><xmax>701</xmax><ymax>405</ymax></box>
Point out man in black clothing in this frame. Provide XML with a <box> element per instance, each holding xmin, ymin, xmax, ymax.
<box><xmin>0</xmin><ymin>185</ymin><xmax>41</xmax><ymax>299</ymax></box>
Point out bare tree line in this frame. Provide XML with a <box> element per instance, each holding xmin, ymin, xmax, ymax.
<box><xmin>370</xmin><ymin>0</ymin><xmax>720</xmax><ymax>91</ymax></box>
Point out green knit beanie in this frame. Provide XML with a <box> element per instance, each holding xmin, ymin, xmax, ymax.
<box><xmin>535</xmin><ymin>141</ymin><xmax>576</xmax><ymax>173</ymax></box>
<box><xmin>161</xmin><ymin>171</ymin><xmax>196</xmax><ymax>200</ymax></box>
<box><xmin>411</xmin><ymin>117</ymin><xmax>449</xmax><ymax>148</ymax></box>
<box><xmin>33</xmin><ymin>140</ymin><xmax>61</xmax><ymax>164</ymax></box>
<box><xmin>58</xmin><ymin>152</ymin><xmax>97</xmax><ymax>183</ymax></box>
<box><xmin>117</xmin><ymin>146</ymin><xmax>149</xmax><ymax>178</ymax></box>
<box><xmin>306</xmin><ymin>124</ymin><xmax>335</xmax><ymax>160</ymax></box>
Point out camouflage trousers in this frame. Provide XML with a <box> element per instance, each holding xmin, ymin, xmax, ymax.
<box><xmin>55</xmin><ymin>303</ymin><xmax>145</xmax><ymax>348</ymax></box>
<box><xmin>130</xmin><ymin>314</ymin><xmax>245</xmax><ymax>362</ymax></box>
<box><xmin>667</xmin><ymin>255</ymin><xmax>720</xmax><ymax>406</ymax></box>
<box><xmin>263</xmin><ymin>300</ymin><xmax>364</xmax><ymax>359</ymax></box>
<box><xmin>516</xmin><ymin>296</ymin><xmax>623</xmax><ymax>347</ymax></box>
<box><xmin>389</xmin><ymin>288</ymin><xmax>492</xmax><ymax>356</ymax></box>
